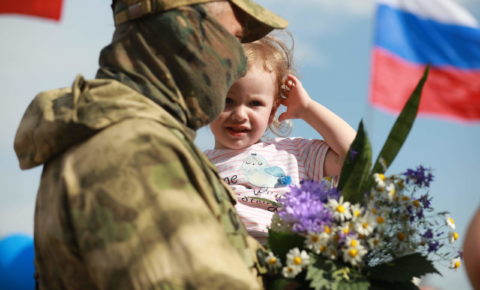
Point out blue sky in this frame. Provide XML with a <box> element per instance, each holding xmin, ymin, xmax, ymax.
<box><xmin>1</xmin><ymin>0</ymin><xmax>479</xmax><ymax>289</ymax></box>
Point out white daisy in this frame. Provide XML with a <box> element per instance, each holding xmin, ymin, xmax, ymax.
<box><xmin>324</xmin><ymin>246</ymin><xmax>338</xmax><ymax>260</ymax></box>
<box><xmin>328</xmin><ymin>197</ymin><xmax>352</xmax><ymax>222</ymax></box>
<box><xmin>448</xmin><ymin>231</ymin><xmax>459</xmax><ymax>244</ymax></box>
<box><xmin>282</xmin><ymin>265</ymin><xmax>301</xmax><ymax>278</ymax></box>
<box><xmin>445</xmin><ymin>215</ymin><xmax>456</xmax><ymax>230</ymax></box>
<box><xmin>350</xmin><ymin>203</ymin><xmax>363</xmax><ymax>221</ymax></box>
<box><xmin>375</xmin><ymin>214</ymin><xmax>386</xmax><ymax>226</ymax></box>
<box><xmin>286</xmin><ymin>248</ymin><xmax>310</xmax><ymax>268</ymax></box>
<box><xmin>450</xmin><ymin>257</ymin><xmax>461</xmax><ymax>270</ymax></box>
<box><xmin>367</xmin><ymin>201</ymin><xmax>379</xmax><ymax>215</ymax></box>
<box><xmin>305</xmin><ymin>232</ymin><xmax>330</xmax><ymax>254</ymax></box>
<box><xmin>367</xmin><ymin>234</ymin><xmax>383</xmax><ymax>248</ymax></box>
<box><xmin>399</xmin><ymin>195</ymin><xmax>411</xmax><ymax>205</ymax></box>
<box><xmin>385</xmin><ymin>183</ymin><xmax>396</xmax><ymax>201</ymax></box>
<box><xmin>342</xmin><ymin>245</ymin><xmax>367</xmax><ymax>266</ymax></box>
<box><xmin>323</xmin><ymin>225</ymin><xmax>333</xmax><ymax>235</ymax></box>
<box><xmin>373</xmin><ymin>173</ymin><xmax>386</xmax><ymax>191</ymax></box>
<box><xmin>265</xmin><ymin>251</ymin><xmax>282</xmax><ymax>269</ymax></box>
<box><xmin>411</xmin><ymin>199</ymin><xmax>422</xmax><ymax>209</ymax></box>
<box><xmin>396</xmin><ymin>232</ymin><xmax>407</xmax><ymax>242</ymax></box>
<box><xmin>336</xmin><ymin>223</ymin><xmax>353</xmax><ymax>236</ymax></box>
<box><xmin>393</xmin><ymin>232</ymin><xmax>415</xmax><ymax>255</ymax></box>
<box><xmin>354</xmin><ymin>214</ymin><xmax>376</xmax><ymax>236</ymax></box>
<box><xmin>345</xmin><ymin>236</ymin><xmax>362</xmax><ymax>248</ymax></box>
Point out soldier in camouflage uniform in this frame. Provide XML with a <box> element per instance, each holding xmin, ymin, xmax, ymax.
<box><xmin>14</xmin><ymin>1</ymin><xmax>287</xmax><ymax>289</ymax></box>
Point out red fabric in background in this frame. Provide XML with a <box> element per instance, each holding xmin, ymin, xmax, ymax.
<box><xmin>0</xmin><ymin>0</ymin><xmax>63</xmax><ymax>21</ymax></box>
<box><xmin>370</xmin><ymin>48</ymin><xmax>480</xmax><ymax>122</ymax></box>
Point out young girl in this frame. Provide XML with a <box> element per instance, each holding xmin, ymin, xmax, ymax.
<box><xmin>205</xmin><ymin>36</ymin><xmax>356</xmax><ymax>243</ymax></box>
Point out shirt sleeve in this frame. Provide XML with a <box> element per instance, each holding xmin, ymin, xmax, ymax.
<box><xmin>295</xmin><ymin>138</ymin><xmax>330</xmax><ymax>180</ymax></box>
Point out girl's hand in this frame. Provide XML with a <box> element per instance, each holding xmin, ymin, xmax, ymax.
<box><xmin>278</xmin><ymin>74</ymin><xmax>313</xmax><ymax>122</ymax></box>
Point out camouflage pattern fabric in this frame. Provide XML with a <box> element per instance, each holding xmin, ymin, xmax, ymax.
<box><xmin>97</xmin><ymin>4</ymin><xmax>247</xmax><ymax>131</ymax></box>
<box><xmin>112</xmin><ymin>0</ymin><xmax>288</xmax><ymax>42</ymax></box>
<box><xmin>14</xmin><ymin>5</ymin><xmax>269</xmax><ymax>290</ymax></box>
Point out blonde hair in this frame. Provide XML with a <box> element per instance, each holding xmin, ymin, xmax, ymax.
<box><xmin>242</xmin><ymin>34</ymin><xmax>295</xmax><ymax>102</ymax></box>
<box><xmin>243</xmin><ymin>34</ymin><xmax>295</xmax><ymax>137</ymax></box>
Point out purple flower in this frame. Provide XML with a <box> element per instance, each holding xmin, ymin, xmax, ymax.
<box><xmin>422</xmin><ymin>229</ymin><xmax>433</xmax><ymax>239</ymax></box>
<box><xmin>403</xmin><ymin>165</ymin><xmax>434</xmax><ymax>187</ymax></box>
<box><xmin>427</xmin><ymin>241</ymin><xmax>440</xmax><ymax>253</ymax></box>
<box><xmin>416</xmin><ymin>209</ymin><xmax>424</xmax><ymax>219</ymax></box>
<box><xmin>419</xmin><ymin>194</ymin><xmax>432</xmax><ymax>209</ymax></box>
<box><xmin>277</xmin><ymin>180</ymin><xmax>338</xmax><ymax>233</ymax></box>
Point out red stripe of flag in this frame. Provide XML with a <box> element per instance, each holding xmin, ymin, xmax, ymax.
<box><xmin>371</xmin><ymin>48</ymin><xmax>480</xmax><ymax>122</ymax></box>
<box><xmin>0</xmin><ymin>0</ymin><xmax>63</xmax><ymax>21</ymax></box>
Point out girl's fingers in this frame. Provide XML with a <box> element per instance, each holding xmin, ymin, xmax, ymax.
<box><xmin>278</xmin><ymin>111</ymin><xmax>289</xmax><ymax>122</ymax></box>
<box><xmin>286</xmin><ymin>79</ymin><xmax>295</xmax><ymax>88</ymax></box>
<box><xmin>281</xmin><ymin>84</ymin><xmax>290</xmax><ymax>92</ymax></box>
<box><xmin>280</xmin><ymin>77</ymin><xmax>296</xmax><ymax>98</ymax></box>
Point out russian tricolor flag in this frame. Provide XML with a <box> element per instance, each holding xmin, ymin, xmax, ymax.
<box><xmin>370</xmin><ymin>0</ymin><xmax>480</xmax><ymax>122</ymax></box>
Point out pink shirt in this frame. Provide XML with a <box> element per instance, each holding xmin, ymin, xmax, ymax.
<box><xmin>205</xmin><ymin>137</ymin><xmax>329</xmax><ymax>243</ymax></box>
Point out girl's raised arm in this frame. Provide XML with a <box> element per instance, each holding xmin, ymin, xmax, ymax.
<box><xmin>279</xmin><ymin>75</ymin><xmax>356</xmax><ymax>177</ymax></box>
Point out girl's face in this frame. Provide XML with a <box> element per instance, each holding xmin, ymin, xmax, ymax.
<box><xmin>210</xmin><ymin>63</ymin><xmax>278</xmax><ymax>150</ymax></box>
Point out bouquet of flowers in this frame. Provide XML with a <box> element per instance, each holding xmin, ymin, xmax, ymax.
<box><xmin>261</xmin><ymin>68</ymin><xmax>462</xmax><ymax>290</ymax></box>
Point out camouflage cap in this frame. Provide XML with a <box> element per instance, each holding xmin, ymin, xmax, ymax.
<box><xmin>229</xmin><ymin>0</ymin><xmax>288</xmax><ymax>42</ymax></box>
<box><xmin>112</xmin><ymin>0</ymin><xmax>287</xmax><ymax>42</ymax></box>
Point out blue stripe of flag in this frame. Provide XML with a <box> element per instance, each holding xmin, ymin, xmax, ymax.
<box><xmin>375</xmin><ymin>4</ymin><xmax>480</xmax><ymax>69</ymax></box>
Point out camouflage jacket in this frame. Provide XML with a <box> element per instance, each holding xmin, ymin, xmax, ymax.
<box><xmin>14</xmin><ymin>76</ymin><xmax>267</xmax><ymax>289</ymax></box>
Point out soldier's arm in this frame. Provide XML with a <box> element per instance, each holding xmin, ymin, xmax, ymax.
<box><xmin>67</xmin><ymin>120</ymin><xmax>261</xmax><ymax>290</ymax></box>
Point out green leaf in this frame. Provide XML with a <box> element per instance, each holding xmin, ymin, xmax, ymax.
<box><xmin>308</xmin><ymin>269</ymin><xmax>331</xmax><ymax>290</ymax></box>
<box><xmin>331</xmin><ymin>263</ymin><xmax>370</xmax><ymax>290</ymax></box>
<box><xmin>306</xmin><ymin>255</ymin><xmax>371</xmax><ymax>290</ymax></box>
<box><xmin>368</xmin><ymin>253</ymin><xmax>440</xmax><ymax>283</ymax></box>
<box><xmin>337</xmin><ymin>121</ymin><xmax>372</xmax><ymax>203</ymax></box>
<box><xmin>307</xmin><ymin>255</ymin><xmax>335</xmax><ymax>290</ymax></box>
<box><xmin>370</xmin><ymin>67</ymin><xmax>430</xmax><ymax>175</ymax></box>
<box><xmin>369</xmin><ymin>280</ymin><xmax>419</xmax><ymax>290</ymax></box>
<box><xmin>265</xmin><ymin>277</ymin><xmax>301</xmax><ymax>290</ymax></box>
<box><xmin>307</xmin><ymin>263</ymin><xmax>329</xmax><ymax>289</ymax></box>
<box><xmin>334</xmin><ymin>280</ymin><xmax>370</xmax><ymax>290</ymax></box>
<box><xmin>267</xmin><ymin>230</ymin><xmax>305</xmax><ymax>262</ymax></box>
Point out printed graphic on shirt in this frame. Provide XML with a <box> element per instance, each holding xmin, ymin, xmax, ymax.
<box><xmin>239</xmin><ymin>194</ymin><xmax>279</xmax><ymax>212</ymax></box>
<box><xmin>241</xmin><ymin>153</ymin><xmax>291</xmax><ymax>188</ymax></box>
<box><xmin>204</xmin><ymin>138</ymin><xmax>330</xmax><ymax>243</ymax></box>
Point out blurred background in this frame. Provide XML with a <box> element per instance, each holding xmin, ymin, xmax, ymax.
<box><xmin>1</xmin><ymin>0</ymin><xmax>479</xmax><ymax>289</ymax></box>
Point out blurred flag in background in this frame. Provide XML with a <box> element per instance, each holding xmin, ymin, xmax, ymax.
<box><xmin>370</xmin><ymin>0</ymin><xmax>480</xmax><ymax>122</ymax></box>
<box><xmin>0</xmin><ymin>0</ymin><xmax>63</xmax><ymax>21</ymax></box>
